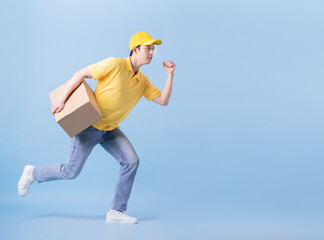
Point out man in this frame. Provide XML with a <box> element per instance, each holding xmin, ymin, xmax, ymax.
<box><xmin>17</xmin><ymin>31</ymin><xmax>176</xmax><ymax>224</ymax></box>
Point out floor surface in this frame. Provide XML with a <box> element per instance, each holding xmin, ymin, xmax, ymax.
<box><xmin>1</xmin><ymin>192</ymin><xmax>324</xmax><ymax>240</ymax></box>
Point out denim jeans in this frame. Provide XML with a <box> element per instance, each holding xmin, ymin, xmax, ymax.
<box><xmin>33</xmin><ymin>126</ymin><xmax>139</xmax><ymax>212</ymax></box>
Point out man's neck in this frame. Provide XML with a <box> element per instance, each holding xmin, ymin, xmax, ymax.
<box><xmin>130</xmin><ymin>56</ymin><xmax>141</xmax><ymax>73</ymax></box>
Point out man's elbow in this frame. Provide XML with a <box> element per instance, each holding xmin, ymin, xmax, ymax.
<box><xmin>160</xmin><ymin>100</ymin><xmax>169</xmax><ymax>106</ymax></box>
<box><xmin>152</xmin><ymin>96</ymin><xmax>169</xmax><ymax>106</ymax></box>
<box><xmin>76</xmin><ymin>67</ymin><xmax>92</xmax><ymax>79</ymax></box>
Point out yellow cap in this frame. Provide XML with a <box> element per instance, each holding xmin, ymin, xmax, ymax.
<box><xmin>129</xmin><ymin>31</ymin><xmax>162</xmax><ymax>50</ymax></box>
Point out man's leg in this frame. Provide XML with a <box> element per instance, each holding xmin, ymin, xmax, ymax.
<box><xmin>18</xmin><ymin>126</ymin><xmax>102</xmax><ymax>196</ymax></box>
<box><xmin>99</xmin><ymin>128</ymin><xmax>140</xmax><ymax>212</ymax></box>
<box><xmin>33</xmin><ymin>126</ymin><xmax>102</xmax><ymax>182</ymax></box>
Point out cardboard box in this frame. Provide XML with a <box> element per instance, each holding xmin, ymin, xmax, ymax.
<box><xmin>49</xmin><ymin>80</ymin><xmax>102</xmax><ymax>137</ymax></box>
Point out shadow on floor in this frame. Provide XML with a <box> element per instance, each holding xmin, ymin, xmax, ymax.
<box><xmin>30</xmin><ymin>213</ymin><xmax>105</xmax><ymax>220</ymax></box>
<box><xmin>30</xmin><ymin>213</ymin><xmax>159</xmax><ymax>222</ymax></box>
<box><xmin>137</xmin><ymin>216</ymin><xmax>159</xmax><ymax>221</ymax></box>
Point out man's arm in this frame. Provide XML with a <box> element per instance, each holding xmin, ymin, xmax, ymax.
<box><xmin>51</xmin><ymin>67</ymin><xmax>93</xmax><ymax>114</ymax></box>
<box><xmin>152</xmin><ymin>60</ymin><xmax>176</xmax><ymax>106</ymax></box>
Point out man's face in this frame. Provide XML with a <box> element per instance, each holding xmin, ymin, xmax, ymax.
<box><xmin>136</xmin><ymin>44</ymin><xmax>155</xmax><ymax>65</ymax></box>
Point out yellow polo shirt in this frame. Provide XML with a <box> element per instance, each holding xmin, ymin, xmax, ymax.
<box><xmin>87</xmin><ymin>57</ymin><xmax>161</xmax><ymax>131</ymax></box>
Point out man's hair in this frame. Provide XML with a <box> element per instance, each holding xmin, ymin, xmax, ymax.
<box><xmin>129</xmin><ymin>45</ymin><xmax>141</xmax><ymax>56</ymax></box>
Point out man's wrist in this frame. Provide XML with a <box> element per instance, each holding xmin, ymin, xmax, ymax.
<box><xmin>167</xmin><ymin>72</ymin><xmax>174</xmax><ymax>77</ymax></box>
<box><xmin>58</xmin><ymin>94</ymin><xmax>68</xmax><ymax>104</ymax></box>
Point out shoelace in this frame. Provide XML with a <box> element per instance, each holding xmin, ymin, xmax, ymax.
<box><xmin>120</xmin><ymin>212</ymin><xmax>131</xmax><ymax>219</ymax></box>
<box><xmin>111</xmin><ymin>210</ymin><xmax>132</xmax><ymax>219</ymax></box>
<box><xmin>22</xmin><ymin>176</ymin><xmax>34</xmax><ymax>188</ymax></box>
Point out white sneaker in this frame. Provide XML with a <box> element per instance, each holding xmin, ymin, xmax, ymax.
<box><xmin>18</xmin><ymin>165</ymin><xmax>35</xmax><ymax>197</ymax></box>
<box><xmin>106</xmin><ymin>209</ymin><xmax>138</xmax><ymax>224</ymax></box>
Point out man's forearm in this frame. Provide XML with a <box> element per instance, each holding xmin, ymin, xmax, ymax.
<box><xmin>51</xmin><ymin>67</ymin><xmax>93</xmax><ymax>114</ymax></box>
<box><xmin>160</xmin><ymin>72</ymin><xmax>174</xmax><ymax>105</ymax></box>
<box><xmin>58</xmin><ymin>71</ymin><xmax>85</xmax><ymax>104</ymax></box>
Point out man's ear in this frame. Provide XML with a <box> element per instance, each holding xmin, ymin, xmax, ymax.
<box><xmin>133</xmin><ymin>46</ymin><xmax>141</xmax><ymax>54</ymax></box>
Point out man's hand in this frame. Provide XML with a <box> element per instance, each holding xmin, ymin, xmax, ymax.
<box><xmin>50</xmin><ymin>67</ymin><xmax>92</xmax><ymax>115</ymax></box>
<box><xmin>51</xmin><ymin>101</ymin><xmax>65</xmax><ymax>115</ymax></box>
<box><xmin>163</xmin><ymin>60</ymin><xmax>176</xmax><ymax>74</ymax></box>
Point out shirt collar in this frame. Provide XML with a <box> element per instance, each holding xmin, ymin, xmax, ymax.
<box><xmin>125</xmin><ymin>57</ymin><xmax>140</xmax><ymax>75</ymax></box>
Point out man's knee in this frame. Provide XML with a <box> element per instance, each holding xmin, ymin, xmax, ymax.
<box><xmin>65</xmin><ymin>171</ymin><xmax>79</xmax><ymax>180</ymax></box>
<box><xmin>127</xmin><ymin>156</ymin><xmax>140</xmax><ymax>169</ymax></box>
<box><xmin>60</xmin><ymin>165</ymin><xmax>80</xmax><ymax>180</ymax></box>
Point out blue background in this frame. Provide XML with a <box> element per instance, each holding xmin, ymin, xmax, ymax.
<box><xmin>1</xmin><ymin>0</ymin><xmax>324</xmax><ymax>239</ymax></box>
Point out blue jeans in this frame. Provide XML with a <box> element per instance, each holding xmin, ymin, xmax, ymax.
<box><xmin>33</xmin><ymin>126</ymin><xmax>139</xmax><ymax>212</ymax></box>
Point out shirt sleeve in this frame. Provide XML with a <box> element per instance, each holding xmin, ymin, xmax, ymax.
<box><xmin>143</xmin><ymin>77</ymin><xmax>161</xmax><ymax>101</ymax></box>
<box><xmin>87</xmin><ymin>57</ymin><xmax>116</xmax><ymax>80</ymax></box>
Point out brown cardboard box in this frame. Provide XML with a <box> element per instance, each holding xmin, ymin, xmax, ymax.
<box><xmin>49</xmin><ymin>80</ymin><xmax>102</xmax><ymax>137</ymax></box>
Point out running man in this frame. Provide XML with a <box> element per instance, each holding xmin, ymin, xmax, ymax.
<box><xmin>18</xmin><ymin>31</ymin><xmax>176</xmax><ymax>224</ymax></box>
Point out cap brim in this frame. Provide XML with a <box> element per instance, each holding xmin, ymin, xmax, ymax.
<box><xmin>141</xmin><ymin>39</ymin><xmax>162</xmax><ymax>46</ymax></box>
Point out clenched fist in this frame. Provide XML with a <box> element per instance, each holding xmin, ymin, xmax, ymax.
<box><xmin>163</xmin><ymin>60</ymin><xmax>176</xmax><ymax>74</ymax></box>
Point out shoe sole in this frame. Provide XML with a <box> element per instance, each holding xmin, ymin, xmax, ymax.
<box><xmin>106</xmin><ymin>219</ymin><xmax>138</xmax><ymax>224</ymax></box>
